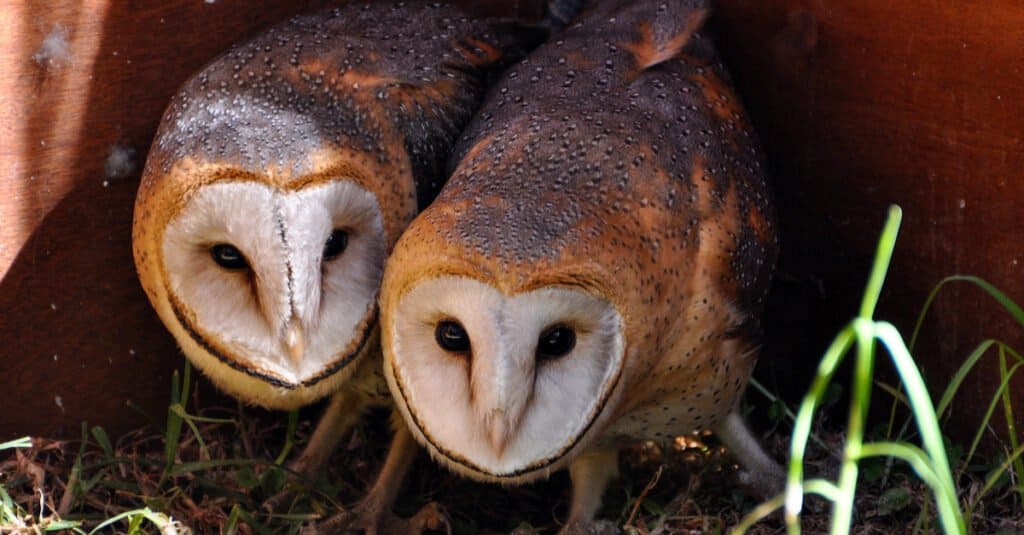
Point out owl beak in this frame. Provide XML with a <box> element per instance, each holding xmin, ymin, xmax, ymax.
<box><xmin>484</xmin><ymin>409</ymin><xmax>512</xmax><ymax>456</ymax></box>
<box><xmin>284</xmin><ymin>317</ymin><xmax>305</xmax><ymax>366</ymax></box>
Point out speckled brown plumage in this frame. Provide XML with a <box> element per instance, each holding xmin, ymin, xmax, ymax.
<box><xmin>389</xmin><ymin>0</ymin><xmax>776</xmax><ymax>433</ymax></box>
<box><xmin>131</xmin><ymin>4</ymin><xmax>550</xmax><ymax>531</ymax></box>
<box><xmin>382</xmin><ymin>0</ymin><xmax>780</xmax><ymax>530</ymax></box>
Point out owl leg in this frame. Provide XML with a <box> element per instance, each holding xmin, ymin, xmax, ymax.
<box><xmin>713</xmin><ymin>410</ymin><xmax>785</xmax><ymax>499</ymax></box>
<box><xmin>310</xmin><ymin>419</ymin><xmax>443</xmax><ymax>535</ymax></box>
<box><xmin>264</xmin><ymin>388</ymin><xmax>366</xmax><ymax>511</ymax></box>
<box><xmin>560</xmin><ymin>447</ymin><xmax>620</xmax><ymax>535</ymax></box>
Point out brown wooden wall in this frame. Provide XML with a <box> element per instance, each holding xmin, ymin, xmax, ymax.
<box><xmin>2</xmin><ymin>0</ymin><xmax>1021</xmax><ymax>442</ymax></box>
<box><xmin>712</xmin><ymin>1</ymin><xmax>1024</xmax><ymax>437</ymax></box>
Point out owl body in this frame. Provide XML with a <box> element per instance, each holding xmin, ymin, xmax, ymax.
<box><xmin>381</xmin><ymin>1</ymin><xmax>781</xmax><ymax>529</ymax></box>
<box><xmin>133</xmin><ymin>2</ymin><xmax>536</xmax><ymax>410</ymax></box>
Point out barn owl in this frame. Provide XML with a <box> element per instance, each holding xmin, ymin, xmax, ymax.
<box><xmin>132</xmin><ymin>2</ymin><xmax>546</xmax><ymax>530</ymax></box>
<box><xmin>380</xmin><ymin>0</ymin><xmax>784</xmax><ymax>532</ymax></box>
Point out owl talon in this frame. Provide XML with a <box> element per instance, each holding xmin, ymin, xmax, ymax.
<box><xmin>305</xmin><ymin>501</ymin><xmax>449</xmax><ymax>535</ymax></box>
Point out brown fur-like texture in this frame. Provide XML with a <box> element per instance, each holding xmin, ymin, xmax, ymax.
<box><xmin>384</xmin><ymin>0</ymin><xmax>778</xmax><ymax>455</ymax></box>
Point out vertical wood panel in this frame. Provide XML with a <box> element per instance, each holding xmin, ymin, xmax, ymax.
<box><xmin>713</xmin><ymin>0</ymin><xmax>1024</xmax><ymax>439</ymax></box>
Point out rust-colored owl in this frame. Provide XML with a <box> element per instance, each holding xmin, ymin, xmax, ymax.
<box><xmin>380</xmin><ymin>0</ymin><xmax>784</xmax><ymax>532</ymax></box>
<box><xmin>132</xmin><ymin>2</ymin><xmax>544</xmax><ymax>530</ymax></box>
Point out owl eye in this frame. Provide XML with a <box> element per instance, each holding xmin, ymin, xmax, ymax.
<box><xmin>537</xmin><ymin>325</ymin><xmax>576</xmax><ymax>360</ymax></box>
<box><xmin>435</xmin><ymin>320</ymin><xmax>470</xmax><ymax>353</ymax></box>
<box><xmin>323</xmin><ymin>229</ymin><xmax>348</xmax><ymax>261</ymax></box>
<box><xmin>210</xmin><ymin>243</ymin><xmax>248</xmax><ymax>270</ymax></box>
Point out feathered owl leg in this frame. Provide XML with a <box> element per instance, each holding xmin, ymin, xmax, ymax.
<box><xmin>264</xmin><ymin>388</ymin><xmax>367</xmax><ymax>511</ymax></box>
<box><xmin>713</xmin><ymin>410</ymin><xmax>786</xmax><ymax>499</ymax></box>
<box><xmin>560</xmin><ymin>447</ymin><xmax>620</xmax><ymax>535</ymax></box>
<box><xmin>310</xmin><ymin>418</ymin><xmax>442</xmax><ymax>535</ymax></box>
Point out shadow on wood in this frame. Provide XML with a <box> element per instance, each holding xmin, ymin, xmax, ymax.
<box><xmin>714</xmin><ymin>0</ymin><xmax>1024</xmax><ymax>441</ymax></box>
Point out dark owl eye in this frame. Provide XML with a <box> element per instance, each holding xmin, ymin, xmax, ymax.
<box><xmin>323</xmin><ymin>229</ymin><xmax>348</xmax><ymax>260</ymax></box>
<box><xmin>537</xmin><ymin>325</ymin><xmax>575</xmax><ymax>359</ymax></box>
<box><xmin>210</xmin><ymin>243</ymin><xmax>248</xmax><ymax>270</ymax></box>
<box><xmin>435</xmin><ymin>320</ymin><xmax>470</xmax><ymax>353</ymax></box>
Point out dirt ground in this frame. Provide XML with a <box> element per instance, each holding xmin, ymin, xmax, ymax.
<box><xmin>2</xmin><ymin>398</ymin><xmax>1022</xmax><ymax>534</ymax></box>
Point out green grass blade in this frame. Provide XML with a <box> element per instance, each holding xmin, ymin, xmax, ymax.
<box><xmin>167</xmin><ymin>459</ymin><xmax>260</xmax><ymax>475</ymax></box>
<box><xmin>974</xmin><ymin>442</ymin><xmax>1024</xmax><ymax>509</ymax></box>
<box><xmin>944</xmin><ymin>276</ymin><xmax>1024</xmax><ymax>327</ymax></box>
<box><xmin>859</xmin><ymin>442</ymin><xmax>941</xmax><ymax>489</ymax></box>
<box><xmin>875</xmin><ymin>381</ymin><xmax>910</xmax><ymax>408</ymax></box>
<box><xmin>960</xmin><ymin>354</ymin><xmax>1024</xmax><ymax>474</ymax></box>
<box><xmin>61</xmin><ymin>424</ymin><xmax>92</xmax><ymax>515</ymax></box>
<box><xmin>785</xmin><ymin>325</ymin><xmax>855</xmax><ymax>533</ymax></box>
<box><xmin>0</xmin><ymin>486</ymin><xmax>17</xmax><ymax>525</ymax></box>
<box><xmin>935</xmin><ymin>340</ymin><xmax>997</xmax><ymax>419</ymax></box>
<box><xmin>748</xmin><ymin>378</ymin><xmax>833</xmax><ymax>454</ymax></box>
<box><xmin>0</xmin><ymin>436</ymin><xmax>32</xmax><ymax>450</ymax></box>
<box><xmin>169</xmin><ymin>403</ymin><xmax>211</xmax><ymax>460</ymax></box>
<box><xmin>164</xmin><ymin>369</ymin><xmax>184</xmax><ymax>471</ymax></box>
<box><xmin>910</xmin><ymin>275</ymin><xmax>1024</xmax><ymax>353</ymax></box>
<box><xmin>830</xmin><ymin>319</ymin><xmax>877</xmax><ymax>535</ymax></box>
<box><xmin>858</xmin><ymin>205</ymin><xmax>901</xmax><ymax>320</ymax></box>
<box><xmin>166</xmin><ymin>408</ymin><xmax>235</xmax><ymax>426</ymax></box>
<box><xmin>43</xmin><ymin>519</ymin><xmax>83</xmax><ymax>531</ymax></box>
<box><xmin>734</xmin><ymin>480</ymin><xmax>840</xmax><ymax>535</ymax></box>
<box><xmin>894</xmin><ymin>338</ymin><xmax>999</xmax><ymax>451</ymax></box>
<box><xmin>86</xmin><ymin>507</ymin><xmax>179</xmax><ymax>535</ymax></box>
<box><xmin>225</xmin><ymin>504</ymin><xmax>242</xmax><ymax>535</ymax></box>
<box><xmin>997</xmin><ymin>346</ymin><xmax>1024</xmax><ymax>507</ymax></box>
<box><xmin>276</xmin><ymin>410</ymin><xmax>299</xmax><ymax>465</ymax></box>
<box><xmin>230</xmin><ymin>507</ymin><xmax>274</xmax><ymax>535</ymax></box>
<box><xmin>874</xmin><ymin>322</ymin><xmax>965</xmax><ymax>534</ymax></box>
<box><xmin>90</xmin><ymin>427</ymin><xmax>113</xmax><ymax>458</ymax></box>
<box><xmin>731</xmin><ymin>493</ymin><xmax>785</xmax><ymax>534</ymax></box>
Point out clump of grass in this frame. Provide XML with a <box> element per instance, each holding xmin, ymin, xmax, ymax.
<box><xmin>0</xmin><ymin>436</ymin><xmax>185</xmax><ymax>534</ymax></box>
<box><xmin>734</xmin><ymin>205</ymin><xmax>1024</xmax><ymax>535</ymax></box>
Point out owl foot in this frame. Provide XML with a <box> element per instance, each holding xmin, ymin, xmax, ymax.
<box><xmin>304</xmin><ymin>501</ymin><xmax>449</xmax><ymax>535</ymax></box>
<box><xmin>735</xmin><ymin>461</ymin><xmax>786</xmax><ymax>501</ymax></box>
<box><xmin>557</xmin><ymin>519</ymin><xmax>619</xmax><ymax>535</ymax></box>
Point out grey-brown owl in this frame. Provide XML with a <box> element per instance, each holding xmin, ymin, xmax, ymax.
<box><xmin>380</xmin><ymin>0</ymin><xmax>784</xmax><ymax>532</ymax></box>
<box><xmin>132</xmin><ymin>2</ymin><xmax>545</xmax><ymax>530</ymax></box>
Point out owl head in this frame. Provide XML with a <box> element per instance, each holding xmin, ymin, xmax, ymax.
<box><xmin>380</xmin><ymin>238</ymin><xmax>630</xmax><ymax>483</ymax></box>
<box><xmin>377</xmin><ymin>112</ymin><xmax>653</xmax><ymax>481</ymax></box>
<box><xmin>132</xmin><ymin>4</ymin><xmax>543</xmax><ymax>410</ymax></box>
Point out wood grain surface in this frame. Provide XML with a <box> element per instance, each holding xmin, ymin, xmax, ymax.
<box><xmin>713</xmin><ymin>0</ymin><xmax>1024</xmax><ymax>439</ymax></box>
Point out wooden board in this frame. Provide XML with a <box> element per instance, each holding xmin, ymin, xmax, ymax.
<box><xmin>713</xmin><ymin>0</ymin><xmax>1024</xmax><ymax>439</ymax></box>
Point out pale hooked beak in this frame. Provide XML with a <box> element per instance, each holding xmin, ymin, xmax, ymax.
<box><xmin>485</xmin><ymin>408</ymin><xmax>512</xmax><ymax>456</ymax></box>
<box><xmin>284</xmin><ymin>316</ymin><xmax>305</xmax><ymax>366</ymax></box>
